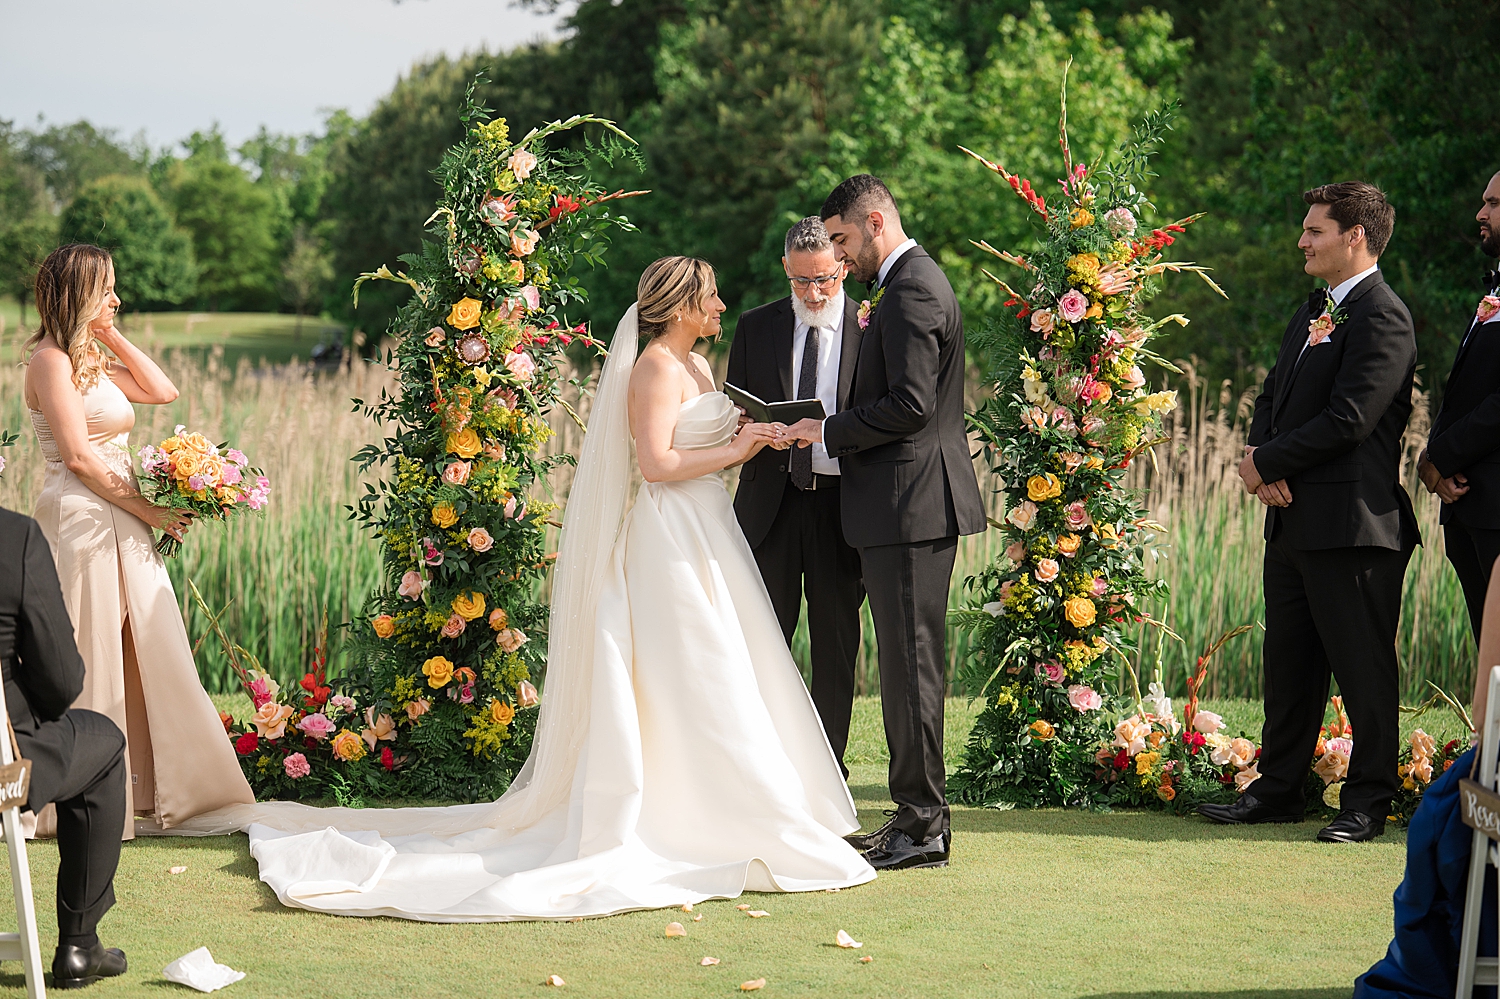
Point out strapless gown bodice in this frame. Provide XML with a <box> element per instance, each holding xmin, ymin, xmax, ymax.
<box><xmin>670</xmin><ymin>391</ymin><xmax>738</xmax><ymax>452</ymax></box>
<box><xmin>30</xmin><ymin>375</ymin><xmax>136</xmax><ymax>477</ymax></box>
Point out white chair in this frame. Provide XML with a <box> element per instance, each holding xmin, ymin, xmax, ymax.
<box><xmin>0</xmin><ymin>677</ymin><xmax>46</xmax><ymax>999</ymax></box>
<box><xmin>1456</xmin><ymin>664</ymin><xmax>1500</xmax><ymax>997</ymax></box>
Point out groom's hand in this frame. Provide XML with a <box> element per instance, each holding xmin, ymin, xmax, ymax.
<box><xmin>778</xmin><ymin>418</ymin><xmax>823</xmax><ymax>448</ymax></box>
<box><xmin>1238</xmin><ymin>445</ymin><xmax>1265</xmax><ymax>493</ymax></box>
<box><xmin>734</xmin><ymin>406</ymin><xmax>752</xmax><ymax>432</ymax></box>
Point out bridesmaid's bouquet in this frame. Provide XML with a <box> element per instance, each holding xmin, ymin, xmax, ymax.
<box><xmin>137</xmin><ymin>425</ymin><xmax>270</xmax><ymax>557</ymax></box>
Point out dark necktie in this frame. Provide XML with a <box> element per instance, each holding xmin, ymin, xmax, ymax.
<box><xmin>790</xmin><ymin>324</ymin><xmax>820</xmax><ymax>489</ymax></box>
<box><xmin>1308</xmin><ymin>288</ymin><xmax>1330</xmax><ymax>318</ymax></box>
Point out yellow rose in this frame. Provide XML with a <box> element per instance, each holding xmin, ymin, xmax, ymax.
<box><xmin>181</xmin><ymin>431</ymin><xmax>214</xmax><ymax>454</ymax></box>
<box><xmin>1026</xmin><ymin>473</ymin><xmax>1062</xmax><ymax>502</ymax></box>
<box><xmin>452</xmin><ymin>591</ymin><xmax>486</xmax><ymax>621</ymax></box>
<box><xmin>1070</xmin><ymin>207</ymin><xmax>1094</xmax><ymax>229</ymax></box>
<box><xmin>431</xmin><ymin>503</ymin><xmax>459</xmax><ymax>529</ymax></box>
<box><xmin>331</xmin><ymin>729</ymin><xmax>367</xmax><ymax>761</ymax></box>
<box><xmin>448</xmin><ymin>297</ymin><xmax>483</xmax><ymax>331</ymax></box>
<box><xmin>173</xmin><ymin>451</ymin><xmax>203</xmax><ymax>481</ymax></box>
<box><xmin>1029</xmin><ymin>719</ymin><xmax>1054</xmax><ymax>741</ymax></box>
<box><xmin>372</xmin><ymin>614</ymin><xmax>396</xmax><ymax>638</ymax></box>
<box><xmin>160</xmin><ymin>435</ymin><xmax>182</xmax><ymax>453</ymax></box>
<box><xmin>1095</xmin><ymin>523</ymin><xmax>1120</xmax><ymax>547</ymax></box>
<box><xmin>1055</xmin><ymin>534</ymin><xmax>1081</xmax><ymax>557</ymax></box>
<box><xmin>422</xmin><ymin>655</ymin><xmax>455</xmax><ymax>688</ymax></box>
<box><xmin>490</xmin><ymin>699</ymin><xmax>515</xmax><ymax>726</ymax></box>
<box><xmin>1063</xmin><ymin>596</ymin><xmax>1097</xmax><ymax>629</ymax></box>
<box><xmin>447</xmin><ymin>427</ymin><xmax>482</xmax><ymax>459</ymax></box>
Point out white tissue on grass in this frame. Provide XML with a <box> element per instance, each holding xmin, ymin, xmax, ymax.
<box><xmin>163</xmin><ymin>947</ymin><xmax>245</xmax><ymax>992</ymax></box>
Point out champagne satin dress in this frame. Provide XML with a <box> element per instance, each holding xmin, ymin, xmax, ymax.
<box><xmin>30</xmin><ymin>374</ymin><xmax>254</xmax><ymax>838</ymax></box>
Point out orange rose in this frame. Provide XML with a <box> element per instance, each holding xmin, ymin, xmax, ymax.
<box><xmin>173</xmin><ymin>451</ymin><xmax>203</xmax><ymax>481</ymax></box>
<box><xmin>447</xmin><ymin>428</ymin><xmax>482</xmax><ymax>459</ymax></box>
<box><xmin>331</xmin><ymin>729</ymin><xmax>367</xmax><ymax>761</ymax></box>
<box><xmin>1157</xmin><ymin>784</ymin><xmax>1177</xmax><ymax>802</ymax></box>
<box><xmin>372</xmin><ymin>614</ymin><xmax>396</xmax><ymax>638</ymax></box>
<box><xmin>422</xmin><ymin>655</ymin><xmax>455</xmax><ymax>688</ymax></box>
<box><xmin>1063</xmin><ymin>596</ymin><xmax>1097</xmax><ymax>629</ymax></box>
<box><xmin>488</xmin><ymin>607</ymin><xmax>510</xmax><ymax>631</ymax></box>
<box><xmin>452</xmin><ymin>591</ymin><xmax>486</xmax><ymax>621</ymax></box>
<box><xmin>489</xmin><ymin>700</ymin><xmax>515</xmax><ymax>726</ymax></box>
<box><xmin>1029</xmin><ymin>719</ymin><xmax>1055</xmax><ymax>741</ymax></box>
<box><xmin>1055</xmin><ymin>534</ymin><xmax>1081</xmax><ymax>557</ymax></box>
<box><xmin>447</xmin><ymin>297</ymin><xmax>483</xmax><ymax>331</ymax></box>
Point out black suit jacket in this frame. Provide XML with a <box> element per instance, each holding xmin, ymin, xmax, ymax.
<box><xmin>1427</xmin><ymin>314</ymin><xmax>1500</xmax><ymax>529</ymax></box>
<box><xmin>0</xmin><ymin>507</ymin><xmax>88</xmax><ymax>806</ymax></box>
<box><xmin>727</xmin><ymin>293</ymin><xmax>861</xmax><ymax>549</ymax></box>
<box><xmin>1247</xmin><ymin>272</ymin><xmax>1420</xmax><ymax>550</ymax></box>
<box><xmin>823</xmin><ymin>246</ymin><xmax>986</xmax><ymax>548</ymax></box>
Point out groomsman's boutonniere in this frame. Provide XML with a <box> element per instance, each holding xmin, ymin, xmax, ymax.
<box><xmin>1307</xmin><ymin>292</ymin><xmax>1348</xmax><ymax>347</ymax></box>
<box><xmin>857</xmin><ymin>287</ymin><xmax>885</xmax><ymax>330</ymax></box>
<box><xmin>1476</xmin><ymin>294</ymin><xmax>1500</xmax><ymax>325</ymax></box>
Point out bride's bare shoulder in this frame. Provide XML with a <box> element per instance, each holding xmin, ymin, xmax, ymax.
<box><xmin>629</xmin><ymin>343</ymin><xmax>679</xmax><ymax>391</ymax></box>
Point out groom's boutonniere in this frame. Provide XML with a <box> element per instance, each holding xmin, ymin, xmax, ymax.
<box><xmin>1476</xmin><ymin>294</ymin><xmax>1500</xmax><ymax>325</ymax></box>
<box><xmin>857</xmin><ymin>287</ymin><xmax>885</xmax><ymax>330</ymax></box>
<box><xmin>1307</xmin><ymin>291</ymin><xmax>1348</xmax><ymax>347</ymax></box>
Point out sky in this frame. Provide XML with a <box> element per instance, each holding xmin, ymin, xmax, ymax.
<box><xmin>0</xmin><ymin>0</ymin><xmax>565</xmax><ymax>149</ymax></box>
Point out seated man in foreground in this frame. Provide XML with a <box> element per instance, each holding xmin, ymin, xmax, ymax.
<box><xmin>0</xmin><ymin>506</ymin><xmax>128</xmax><ymax>989</ymax></box>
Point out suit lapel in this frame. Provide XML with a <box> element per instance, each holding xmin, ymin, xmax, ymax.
<box><xmin>772</xmin><ymin>299</ymin><xmax>795</xmax><ymax>400</ymax></box>
<box><xmin>1272</xmin><ymin>273</ymin><xmax>1386</xmax><ymax>419</ymax></box>
<box><xmin>1272</xmin><ymin>309</ymin><xmax>1312</xmax><ymax>419</ymax></box>
<box><xmin>837</xmin><ymin>292</ymin><xmax>861</xmax><ymax>408</ymax></box>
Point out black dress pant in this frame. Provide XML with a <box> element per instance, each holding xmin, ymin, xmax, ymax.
<box><xmin>1442</xmin><ymin>520</ymin><xmax>1500</xmax><ymax>643</ymax></box>
<box><xmin>1257</xmin><ymin>539</ymin><xmax>1412</xmax><ymax>821</ymax></box>
<box><xmin>751</xmin><ymin>479</ymin><xmax>865</xmax><ymax>772</ymax></box>
<box><xmin>858</xmin><ymin>535</ymin><xmax>957</xmax><ymax>843</ymax></box>
<box><xmin>21</xmin><ymin>709</ymin><xmax>125</xmax><ymax>941</ymax></box>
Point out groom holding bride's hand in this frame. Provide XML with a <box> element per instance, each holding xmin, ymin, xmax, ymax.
<box><xmin>778</xmin><ymin>175</ymin><xmax>985</xmax><ymax>870</ymax></box>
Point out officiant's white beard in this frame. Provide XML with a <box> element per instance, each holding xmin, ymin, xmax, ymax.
<box><xmin>790</xmin><ymin>291</ymin><xmax>842</xmax><ymax>329</ymax></box>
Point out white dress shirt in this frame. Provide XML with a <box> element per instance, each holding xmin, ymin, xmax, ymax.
<box><xmin>876</xmin><ymin>238</ymin><xmax>918</xmax><ymax>288</ymax></box>
<box><xmin>1299</xmin><ymin>264</ymin><xmax>1380</xmax><ymax>357</ymax></box>
<box><xmin>792</xmin><ymin>291</ymin><xmax>845</xmax><ymax>475</ymax></box>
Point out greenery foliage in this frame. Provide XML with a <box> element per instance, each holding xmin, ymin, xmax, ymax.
<box><xmin>59</xmin><ymin>175</ymin><xmax>195</xmax><ymax>308</ymax></box>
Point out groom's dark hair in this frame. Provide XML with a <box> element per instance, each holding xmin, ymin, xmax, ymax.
<box><xmin>820</xmin><ymin>174</ymin><xmax>899</xmax><ymax>226</ymax></box>
<box><xmin>1303</xmin><ymin>181</ymin><xmax>1395</xmax><ymax>257</ymax></box>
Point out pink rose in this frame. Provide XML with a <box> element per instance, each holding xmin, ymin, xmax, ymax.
<box><xmin>1081</xmin><ymin>416</ymin><xmax>1106</xmax><ymax>445</ymax></box>
<box><xmin>1478</xmin><ymin>295</ymin><xmax>1500</xmax><ymax>324</ymax></box>
<box><xmin>329</xmin><ymin>694</ymin><xmax>356</xmax><ymax>714</ymax></box>
<box><xmin>1030</xmin><ymin>309</ymin><xmax>1055</xmax><ymax>336</ymax></box>
<box><xmin>504</xmin><ymin>349</ymin><xmax>536</xmax><ymax>385</ymax></box>
<box><xmin>1307</xmin><ymin>313</ymin><xmax>1336</xmax><ymax>345</ymax></box>
<box><xmin>296</xmin><ymin>712</ymin><xmax>335</xmax><ymax>742</ymax></box>
<box><xmin>467</xmin><ymin>527</ymin><xmax>494</xmax><ymax>552</ymax></box>
<box><xmin>421</xmin><ymin>538</ymin><xmax>444</xmax><ymax>566</ymax></box>
<box><xmin>1065</xmin><ymin>501</ymin><xmax>1091</xmax><ymax>531</ymax></box>
<box><xmin>284</xmin><ymin>753</ymin><xmax>311</xmax><ymax>779</ymax></box>
<box><xmin>443</xmin><ymin>461</ymin><xmax>471</xmax><ymax>485</ymax></box>
<box><xmin>1004</xmin><ymin>541</ymin><xmax>1026</xmax><ymax>563</ymax></box>
<box><xmin>1091</xmin><ymin>577</ymin><xmax>1109</xmax><ymax>598</ymax></box>
<box><xmin>441</xmin><ymin>613</ymin><xmax>466</xmax><ymax>638</ymax></box>
<box><xmin>1034</xmin><ymin>558</ymin><xmax>1060</xmax><ymax>583</ymax></box>
<box><xmin>519</xmin><ymin>285</ymin><xmax>541</xmax><ymax>311</ymax></box>
<box><xmin>1191</xmin><ymin>710</ymin><xmax>1224</xmax><ymax>735</ymax></box>
<box><xmin>458</xmin><ymin>682</ymin><xmax>476</xmax><ymax>705</ymax></box>
<box><xmin>1058</xmin><ymin>289</ymin><xmax>1090</xmax><ymax>323</ymax></box>
<box><xmin>1121</xmin><ymin>366</ymin><xmax>1145</xmax><ymax>391</ymax></box>
<box><xmin>1035</xmin><ymin>661</ymin><xmax>1065</xmax><ymax>685</ymax></box>
<box><xmin>503</xmin><ymin>495</ymin><xmax>519</xmax><ymax>519</ymax></box>
<box><xmin>508</xmin><ymin>149</ymin><xmax>538</xmax><ymax>181</ymax></box>
<box><xmin>1067</xmin><ymin>684</ymin><xmax>1102</xmax><ymax>712</ymax></box>
<box><xmin>398</xmin><ymin>569</ymin><xmax>425</xmax><ymax>600</ymax></box>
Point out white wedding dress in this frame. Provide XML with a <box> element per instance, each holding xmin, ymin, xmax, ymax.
<box><xmin>174</xmin><ymin>305</ymin><xmax>875</xmax><ymax>921</ymax></box>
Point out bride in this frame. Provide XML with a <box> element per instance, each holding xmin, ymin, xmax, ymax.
<box><xmin>180</xmin><ymin>256</ymin><xmax>876</xmax><ymax>920</ymax></box>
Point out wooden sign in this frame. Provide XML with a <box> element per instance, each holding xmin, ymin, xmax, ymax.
<box><xmin>1460</xmin><ymin>779</ymin><xmax>1500</xmax><ymax>842</ymax></box>
<box><xmin>0</xmin><ymin>760</ymin><xmax>29</xmax><ymax>811</ymax></box>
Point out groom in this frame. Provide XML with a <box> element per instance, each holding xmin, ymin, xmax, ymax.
<box><xmin>1199</xmin><ymin>181</ymin><xmax>1419</xmax><ymax>843</ymax></box>
<box><xmin>779</xmin><ymin>174</ymin><xmax>985</xmax><ymax>870</ymax></box>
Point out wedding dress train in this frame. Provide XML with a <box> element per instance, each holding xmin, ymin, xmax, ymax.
<box><xmin>177</xmin><ymin>307</ymin><xmax>874</xmax><ymax>921</ymax></box>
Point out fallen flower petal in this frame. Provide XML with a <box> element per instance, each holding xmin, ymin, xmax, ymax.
<box><xmin>701</xmin><ymin>957</ymin><xmax>720</xmax><ymax>967</ymax></box>
<box><xmin>544</xmin><ymin>975</ymin><xmax>566</xmax><ymax>986</ymax></box>
<box><xmin>741</xmin><ymin>980</ymin><xmax>766</xmax><ymax>992</ymax></box>
<box><xmin>168</xmin><ymin>866</ymin><xmax>187</xmax><ymax>875</ymax></box>
<box><xmin>693</xmin><ymin>914</ymin><xmax>703</xmax><ymax>922</ymax></box>
<box><xmin>665</xmin><ymin>922</ymin><xmax>686</xmax><ymax>938</ymax></box>
<box><xmin>835</xmin><ymin>929</ymin><xmax>862</xmax><ymax>949</ymax></box>
<box><xmin>859</xmin><ymin>956</ymin><xmax>873</xmax><ymax>964</ymax></box>
<box><xmin>736</xmin><ymin>904</ymin><xmax>751</xmax><ymax>910</ymax></box>
<box><xmin>681</xmin><ymin>903</ymin><xmax>693</xmax><ymax>912</ymax></box>
<box><xmin>747</xmin><ymin>910</ymin><xmax>770</xmax><ymax>918</ymax></box>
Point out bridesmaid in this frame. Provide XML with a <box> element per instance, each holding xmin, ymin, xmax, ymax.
<box><xmin>24</xmin><ymin>244</ymin><xmax>254</xmax><ymax>838</ymax></box>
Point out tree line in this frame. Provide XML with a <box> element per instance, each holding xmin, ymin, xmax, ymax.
<box><xmin>1</xmin><ymin>0</ymin><xmax>1493</xmax><ymax>391</ymax></box>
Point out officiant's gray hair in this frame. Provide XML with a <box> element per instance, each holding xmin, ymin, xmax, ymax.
<box><xmin>784</xmin><ymin>217</ymin><xmax>832</xmax><ymax>257</ymax></box>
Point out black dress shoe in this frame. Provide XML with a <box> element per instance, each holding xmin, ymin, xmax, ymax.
<box><xmin>864</xmin><ymin>829</ymin><xmax>950</xmax><ymax>870</ymax></box>
<box><xmin>844</xmin><ymin>811</ymin><xmax>898</xmax><ymax>853</ymax></box>
<box><xmin>1316</xmin><ymin>809</ymin><xmax>1385</xmax><ymax>843</ymax></box>
<box><xmin>1196</xmin><ymin>793</ymin><xmax>1303</xmax><ymax>825</ymax></box>
<box><xmin>52</xmin><ymin>941</ymin><xmax>127</xmax><ymax>989</ymax></box>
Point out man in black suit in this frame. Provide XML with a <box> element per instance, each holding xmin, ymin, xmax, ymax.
<box><xmin>726</xmin><ymin>217</ymin><xmax>865</xmax><ymax>773</ymax></box>
<box><xmin>0</xmin><ymin>507</ymin><xmax>129</xmax><ymax>987</ymax></box>
<box><xmin>780</xmin><ymin>175</ymin><xmax>986</xmax><ymax>870</ymax></box>
<box><xmin>1418</xmin><ymin>170</ymin><xmax>1500</xmax><ymax>641</ymax></box>
<box><xmin>1198</xmin><ymin>182</ymin><xmax>1419</xmax><ymax>844</ymax></box>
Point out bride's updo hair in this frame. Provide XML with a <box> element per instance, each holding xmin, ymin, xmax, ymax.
<box><xmin>637</xmin><ymin>256</ymin><xmax>716</xmax><ymax>339</ymax></box>
<box><xmin>28</xmin><ymin>243</ymin><xmax>113</xmax><ymax>390</ymax></box>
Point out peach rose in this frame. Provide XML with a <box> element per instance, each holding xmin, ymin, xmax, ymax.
<box><xmin>442</xmin><ymin>461</ymin><xmax>471</xmax><ymax>485</ymax></box>
<box><xmin>497</xmin><ymin>627</ymin><xmax>529</xmax><ymax>653</ymax></box>
<box><xmin>1030</xmin><ymin>309</ymin><xmax>1055</xmax><ymax>336</ymax></box>
<box><xmin>447</xmin><ymin>297</ymin><xmax>483</xmax><ymax>331</ymax></box>
<box><xmin>1234</xmin><ymin>762</ymin><xmax>1262</xmax><ymax>793</ymax></box>
<box><xmin>1034</xmin><ymin>558</ymin><xmax>1060</xmax><ymax>583</ymax></box>
<box><xmin>1191</xmin><ymin>710</ymin><xmax>1224</xmax><ymax>735</ymax></box>
<box><xmin>251</xmin><ymin>702</ymin><xmax>294</xmax><ymax>740</ymax></box>
<box><xmin>516</xmin><ymin>679</ymin><xmax>539</xmax><ymax>708</ymax></box>
<box><xmin>1005</xmin><ymin>500</ymin><xmax>1039</xmax><ymax>532</ymax></box>
<box><xmin>1121</xmin><ymin>365</ymin><xmax>1145</xmax><ymax>391</ymax></box>
<box><xmin>508</xmin><ymin>148</ymin><xmax>538</xmax><ymax>181</ymax></box>
<box><xmin>1055</xmin><ymin>534</ymin><xmax>1081</xmax><ymax>558</ymax></box>
<box><xmin>405</xmin><ymin>697</ymin><xmax>432</xmax><ymax>723</ymax></box>
<box><xmin>1113</xmin><ymin>715</ymin><xmax>1150</xmax><ymax>755</ymax></box>
<box><xmin>372</xmin><ymin>614</ymin><xmax>396</xmax><ymax>638</ymax></box>
<box><xmin>441</xmin><ymin>614</ymin><xmax>466</xmax><ymax>638</ymax></box>
<box><xmin>510</xmin><ymin>230</ymin><xmax>540</xmax><ymax>257</ymax></box>
<box><xmin>1029</xmin><ymin>719</ymin><xmax>1055</xmax><ymax>741</ymax></box>
<box><xmin>467</xmin><ymin>527</ymin><xmax>494</xmax><ymax>552</ymax></box>
<box><xmin>1004</xmin><ymin>540</ymin><xmax>1026</xmax><ymax>563</ymax></box>
<box><xmin>361</xmin><ymin>707</ymin><xmax>397</xmax><ymax>749</ymax></box>
<box><xmin>488</xmin><ymin>607</ymin><xmax>510</xmax><ymax>631</ymax></box>
<box><xmin>398</xmin><ymin>570</ymin><xmax>425</xmax><ymax>600</ymax></box>
<box><xmin>425</xmin><ymin>326</ymin><xmax>446</xmax><ymax>347</ymax></box>
<box><xmin>504</xmin><ymin>350</ymin><xmax>537</xmax><ymax>385</ymax></box>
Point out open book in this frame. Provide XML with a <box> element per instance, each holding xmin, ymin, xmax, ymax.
<box><xmin>723</xmin><ymin>382</ymin><xmax>826</xmax><ymax>425</ymax></box>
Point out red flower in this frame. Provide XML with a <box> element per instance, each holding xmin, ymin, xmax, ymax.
<box><xmin>381</xmin><ymin>746</ymin><xmax>396</xmax><ymax>772</ymax></box>
<box><xmin>234</xmin><ymin>731</ymin><xmax>259</xmax><ymax>756</ymax></box>
<box><xmin>300</xmin><ymin>672</ymin><xmax>331</xmax><ymax>709</ymax></box>
<box><xmin>1444</xmin><ymin>739</ymin><xmax>1461</xmax><ymax>755</ymax></box>
<box><xmin>549</xmin><ymin>194</ymin><xmax>582</xmax><ymax>220</ymax></box>
<box><xmin>1182</xmin><ymin>731</ymin><xmax>1206</xmax><ymax>753</ymax></box>
<box><xmin>1112</xmin><ymin>749</ymin><xmax>1128</xmax><ymax>770</ymax></box>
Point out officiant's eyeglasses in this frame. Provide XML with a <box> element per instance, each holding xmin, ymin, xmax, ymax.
<box><xmin>788</xmin><ymin>273</ymin><xmax>842</xmax><ymax>290</ymax></box>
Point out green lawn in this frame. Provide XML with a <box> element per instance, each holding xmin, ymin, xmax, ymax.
<box><xmin>0</xmin><ymin>696</ymin><xmax>1428</xmax><ymax>998</ymax></box>
<box><xmin>0</xmin><ymin>300</ymin><xmax>346</xmax><ymax>370</ymax></box>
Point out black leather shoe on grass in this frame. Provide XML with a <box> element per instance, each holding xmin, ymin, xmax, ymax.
<box><xmin>1196</xmin><ymin>793</ymin><xmax>1303</xmax><ymax>825</ymax></box>
<box><xmin>843</xmin><ymin>811</ymin><xmax>898</xmax><ymax>853</ymax></box>
<box><xmin>864</xmin><ymin>829</ymin><xmax>950</xmax><ymax>870</ymax></box>
<box><xmin>52</xmin><ymin>941</ymin><xmax>127</xmax><ymax>989</ymax></box>
<box><xmin>1316</xmin><ymin>809</ymin><xmax>1385</xmax><ymax>843</ymax></box>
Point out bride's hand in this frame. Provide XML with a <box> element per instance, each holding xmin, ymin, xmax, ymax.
<box><xmin>729</xmin><ymin>422</ymin><xmax>779</xmax><ymax>462</ymax></box>
<box><xmin>147</xmin><ymin>505</ymin><xmax>195</xmax><ymax>540</ymax></box>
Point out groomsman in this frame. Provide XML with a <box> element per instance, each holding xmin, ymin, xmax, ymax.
<box><xmin>1418</xmin><ymin>170</ymin><xmax>1500</xmax><ymax>640</ymax></box>
<box><xmin>726</xmin><ymin>217</ymin><xmax>865</xmax><ymax>773</ymax></box>
<box><xmin>780</xmin><ymin>176</ymin><xmax>986</xmax><ymax>870</ymax></box>
<box><xmin>1200</xmin><ymin>181</ymin><xmax>1420</xmax><ymax>844</ymax></box>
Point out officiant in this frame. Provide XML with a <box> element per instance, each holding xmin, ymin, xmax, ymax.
<box><xmin>726</xmin><ymin>217</ymin><xmax>864</xmax><ymax>773</ymax></box>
